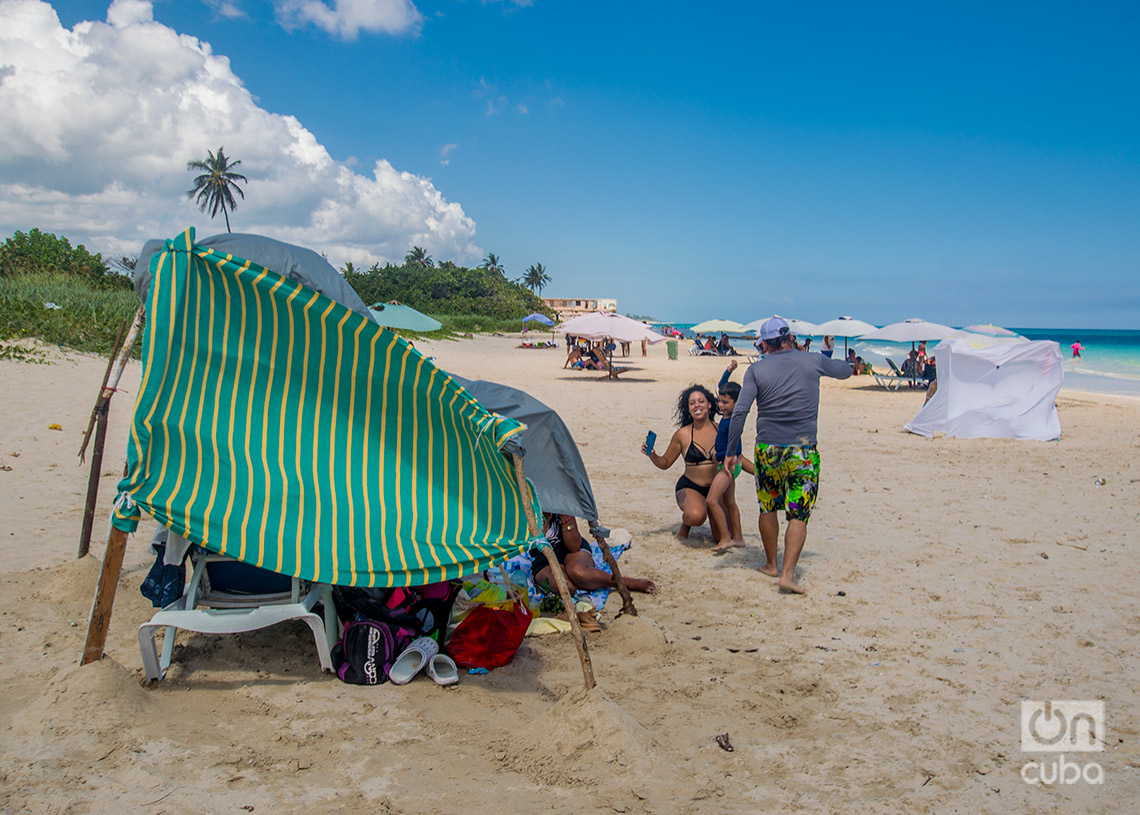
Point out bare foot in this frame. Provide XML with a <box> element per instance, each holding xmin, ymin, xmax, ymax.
<box><xmin>624</xmin><ymin>577</ymin><xmax>658</xmax><ymax>594</ymax></box>
<box><xmin>758</xmin><ymin>563</ymin><xmax>778</xmax><ymax>577</ymax></box>
<box><xmin>675</xmin><ymin>524</ymin><xmax>691</xmax><ymax>540</ymax></box>
<box><xmin>712</xmin><ymin>539</ymin><xmax>746</xmax><ymax>553</ymax></box>
<box><xmin>778</xmin><ymin>576</ymin><xmax>807</xmax><ymax>594</ymax></box>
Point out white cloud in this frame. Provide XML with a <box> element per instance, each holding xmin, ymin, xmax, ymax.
<box><xmin>202</xmin><ymin>0</ymin><xmax>248</xmax><ymax>20</ymax></box>
<box><xmin>274</xmin><ymin>0</ymin><xmax>422</xmax><ymax>40</ymax></box>
<box><xmin>439</xmin><ymin>143</ymin><xmax>458</xmax><ymax>165</ymax></box>
<box><xmin>516</xmin><ymin>103</ymin><xmax>528</xmax><ymax>114</ymax></box>
<box><xmin>0</xmin><ymin>0</ymin><xmax>479</xmax><ymax>265</ymax></box>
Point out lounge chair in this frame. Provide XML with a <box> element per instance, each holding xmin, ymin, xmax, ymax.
<box><xmin>138</xmin><ymin>540</ymin><xmax>337</xmax><ymax>682</ymax></box>
<box><xmin>871</xmin><ymin>366</ymin><xmax>907</xmax><ymax>391</ymax></box>
<box><xmin>887</xmin><ymin>358</ymin><xmax>923</xmax><ymax>388</ymax></box>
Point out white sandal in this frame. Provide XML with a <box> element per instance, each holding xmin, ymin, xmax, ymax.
<box><xmin>388</xmin><ymin>637</ymin><xmax>438</xmax><ymax>685</ymax></box>
<box><xmin>426</xmin><ymin>653</ymin><xmax>459</xmax><ymax>686</ymax></box>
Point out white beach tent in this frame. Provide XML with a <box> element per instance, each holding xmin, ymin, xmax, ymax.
<box><xmin>904</xmin><ymin>338</ymin><xmax>1063</xmax><ymax>441</ymax></box>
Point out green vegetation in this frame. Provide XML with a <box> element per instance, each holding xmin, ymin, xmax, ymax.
<box><xmin>342</xmin><ymin>257</ymin><xmax>555</xmax><ymax>328</ymax></box>
<box><xmin>187</xmin><ymin>146</ymin><xmax>246</xmax><ymax>233</ymax></box>
<box><xmin>522</xmin><ymin>263</ymin><xmax>551</xmax><ymax>295</ymax></box>
<box><xmin>0</xmin><ymin>229</ymin><xmax>138</xmax><ymax>358</ymax></box>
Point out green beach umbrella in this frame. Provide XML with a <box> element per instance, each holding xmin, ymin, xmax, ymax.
<box><xmin>113</xmin><ymin>228</ymin><xmax>539</xmax><ymax>587</ymax></box>
<box><xmin>368</xmin><ymin>301</ymin><xmax>442</xmax><ymax>332</ymax></box>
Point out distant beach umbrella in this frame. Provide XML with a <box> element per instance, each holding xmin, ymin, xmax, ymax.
<box><xmin>690</xmin><ymin>318</ymin><xmax>747</xmax><ymax>334</ymax></box>
<box><xmin>556</xmin><ymin>311</ymin><xmax>665</xmax><ymax>344</ymax></box>
<box><xmin>862</xmin><ymin>318</ymin><xmax>956</xmax><ymax>345</ymax></box>
<box><xmin>368</xmin><ymin>301</ymin><xmax>442</xmax><ymax>332</ymax></box>
<box><xmin>743</xmin><ymin>316</ymin><xmax>818</xmax><ymax>337</ymax></box>
<box><xmin>813</xmin><ymin>316</ymin><xmax>878</xmax><ymax>355</ymax></box>
<box><xmin>522</xmin><ymin>312</ymin><xmax>555</xmax><ymax>327</ymax></box>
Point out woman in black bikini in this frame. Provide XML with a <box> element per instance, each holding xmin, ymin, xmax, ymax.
<box><xmin>643</xmin><ymin>384</ymin><xmax>724</xmax><ymax>541</ymax></box>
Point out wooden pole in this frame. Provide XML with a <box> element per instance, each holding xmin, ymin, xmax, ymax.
<box><xmin>81</xmin><ymin>525</ymin><xmax>129</xmax><ymax>665</ymax></box>
<box><xmin>79</xmin><ymin>315</ymin><xmax>130</xmax><ymax>462</ymax></box>
<box><xmin>511</xmin><ymin>454</ymin><xmax>596</xmax><ymax>690</ymax></box>
<box><xmin>77</xmin><ymin>400</ymin><xmax>109</xmax><ymax>558</ymax></box>
<box><xmin>589</xmin><ymin>522</ymin><xmax>636</xmax><ymax>617</ymax></box>
<box><xmin>76</xmin><ymin>306</ymin><xmax>145</xmax><ymax>559</ymax></box>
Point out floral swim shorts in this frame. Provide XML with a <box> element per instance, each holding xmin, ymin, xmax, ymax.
<box><xmin>754</xmin><ymin>443</ymin><xmax>821</xmax><ymax>522</ymax></box>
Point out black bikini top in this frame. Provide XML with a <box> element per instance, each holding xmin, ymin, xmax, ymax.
<box><xmin>684</xmin><ymin>425</ymin><xmax>716</xmax><ymax>465</ymax></box>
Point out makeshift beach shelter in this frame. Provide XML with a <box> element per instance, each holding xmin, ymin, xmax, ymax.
<box><xmin>112</xmin><ymin>227</ymin><xmax>537</xmax><ymax>586</ymax></box>
<box><xmin>904</xmin><ymin>339</ymin><xmax>1063</xmax><ymax>441</ymax></box>
<box><xmin>85</xmin><ymin>228</ymin><xmax>601</xmax><ymax>689</ymax></box>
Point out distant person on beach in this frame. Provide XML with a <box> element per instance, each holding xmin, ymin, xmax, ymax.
<box><xmin>1071</xmin><ymin>341</ymin><xmax>1083</xmax><ymax>358</ymax></box>
<box><xmin>532</xmin><ymin>513</ymin><xmax>657</xmax><ymax>597</ymax></box>
<box><xmin>644</xmin><ymin>384</ymin><xmax>724</xmax><ymax>542</ymax></box>
<box><xmin>821</xmin><ymin>335</ymin><xmax>835</xmax><ymax>358</ymax></box>
<box><xmin>846</xmin><ymin>348</ymin><xmax>867</xmax><ymax>375</ymax></box>
<box><xmin>725</xmin><ymin>317</ymin><xmax>852</xmax><ymax>594</ymax></box>
<box><xmin>802</xmin><ymin>337</ymin><xmax>812</xmax><ymax>352</ymax></box>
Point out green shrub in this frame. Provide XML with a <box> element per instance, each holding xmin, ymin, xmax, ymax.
<box><xmin>0</xmin><ymin>228</ymin><xmax>132</xmax><ymax>289</ymax></box>
<box><xmin>0</xmin><ymin>274</ymin><xmax>141</xmax><ymax>356</ymax></box>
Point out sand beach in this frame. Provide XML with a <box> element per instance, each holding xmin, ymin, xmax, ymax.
<box><xmin>1</xmin><ymin>335</ymin><xmax>1137</xmax><ymax>814</ymax></box>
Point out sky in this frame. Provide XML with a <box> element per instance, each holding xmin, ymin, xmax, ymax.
<box><xmin>1</xmin><ymin>0</ymin><xmax>1137</xmax><ymax>328</ymax></box>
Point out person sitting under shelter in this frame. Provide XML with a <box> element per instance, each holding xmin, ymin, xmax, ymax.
<box><xmin>846</xmin><ymin>348</ymin><xmax>868</xmax><ymax>375</ymax></box>
<box><xmin>531</xmin><ymin>513</ymin><xmax>657</xmax><ymax>597</ymax></box>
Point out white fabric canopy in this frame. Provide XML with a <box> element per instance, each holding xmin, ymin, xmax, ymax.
<box><xmin>905</xmin><ymin>339</ymin><xmax>1063</xmax><ymax>441</ymax></box>
<box><xmin>691</xmin><ymin>318</ymin><xmax>746</xmax><ymax>334</ymax></box>
<box><xmin>556</xmin><ymin>311</ymin><xmax>666</xmax><ymax>343</ymax></box>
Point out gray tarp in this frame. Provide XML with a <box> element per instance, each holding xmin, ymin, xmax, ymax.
<box><xmin>452</xmin><ymin>376</ymin><xmax>598</xmax><ymax>522</ymax></box>
<box><xmin>134</xmin><ymin>233</ymin><xmax>371</xmax><ymax>319</ymax></box>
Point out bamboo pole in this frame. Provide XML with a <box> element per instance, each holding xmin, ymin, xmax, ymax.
<box><xmin>81</xmin><ymin>525</ymin><xmax>129</xmax><ymax>665</ymax></box>
<box><xmin>76</xmin><ymin>306</ymin><xmax>145</xmax><ymax>559</ymax></box>
<box><xmin>511</xmin><ymin>454</ymin><xmax>595</xmax><ymax>690</ymax></box>
<box><xmin>589</xmin><ymin>522</ymin><xmax>636</xmax><ymax>617</ymax></box>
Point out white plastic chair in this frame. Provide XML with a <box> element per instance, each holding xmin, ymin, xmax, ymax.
<box><xmin>138</xmin><ymin>547</ymin><xmax>337</xmax><ymax>682</ymax></box>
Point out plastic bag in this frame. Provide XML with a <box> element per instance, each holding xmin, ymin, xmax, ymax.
<box><xmin>445</xmin><ymin>574</ymin><xmax>532</xmax><ymax>670</ymax></box>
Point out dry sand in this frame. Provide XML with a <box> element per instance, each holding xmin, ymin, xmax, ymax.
<box><xmin>1</xmin><ymin>335</ymin><xmax>1137</xmax><ymax>814</ymax></box>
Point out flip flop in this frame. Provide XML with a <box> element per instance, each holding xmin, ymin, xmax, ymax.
<box><xmin>426</xmin><ymin>653</ymin><xmax>459</xmax><ymax>686</ymax></box>
<box><xmin>388</xmin><ymin>636</ymin><xmax>438</xmax><ymax>685</ymax></box>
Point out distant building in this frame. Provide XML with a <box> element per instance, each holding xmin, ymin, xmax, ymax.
<box><xmin>543</xmin><ymin>297</ymin><xmax>617</xmax><ymax>321</ymax></box>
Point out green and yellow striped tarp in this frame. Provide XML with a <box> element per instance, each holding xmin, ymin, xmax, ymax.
<box><xmin>114</xmin><ymin>227</ymin><xmax>540</xmax><ymax>586</ymax></box>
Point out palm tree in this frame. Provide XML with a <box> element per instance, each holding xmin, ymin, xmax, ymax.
<box><xmin>404</xmin><ymin>246</ymin><xmax>433</xmax><ymax>267</ymax></box>
<box><xmin>480</xmin><ymin>252</ymin><xmax>503</xmax><ymax>274</ymax></box>
<box><xmin>522</xmin><ymin>263</ymin><xmax>551</xmax><ymax>295</ymax></box>
<box><xmin>186</xmin><ymin>146</ymin><xmax>247</xmax><ymax>233</ymax></box>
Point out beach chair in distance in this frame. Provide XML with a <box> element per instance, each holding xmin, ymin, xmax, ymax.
<box><xmin>887</xmin><ymin>358</ymin><xmax>923</xmax><ymax>388</ymax></box>
<box><xmin>871</xmin><ymin>365</ymin><xmax>907</xmax><ymax>391</ymax></box>
<box><xmin>138</xmin><ymin>544</ymin><xmax>337</xmax><ymax>682</ymax></box>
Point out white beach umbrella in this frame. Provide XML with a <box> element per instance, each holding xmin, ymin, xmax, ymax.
<box><xmin>743</xmin><ymin>316</ymin><xmax>819</xmax><ymax>337</ymax></box>
<box><xmin>691</xmin><ymin>318</ymin><xmax>747</xmax><ymax>334</ymax></box>
<box><xmin>814</xmin><ymin>316</ymin><xmax>878</xmax><ymax>337</ymax></box>
<box><xmin>813</xmin><ymin>316</ymin><xmax>878</xmax><ymax>355</ymax></box>
<box><xmin>862</xmin><ymin>318</ymin><xmax>956</xmax><ymax>344</ymax></box>
<box><xmin>935</xmin><ymin>324</ymin><xmax>1027</xmax><ymax>350</ymax></box>
<box><xmin>556</xmin><ymin>311</ymin><xmax>666</xmax><ymax>343</ymax></box>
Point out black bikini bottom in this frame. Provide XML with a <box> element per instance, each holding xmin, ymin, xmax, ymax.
<box><xmin>675</xmin><ymin>474</ymin><xmax>711</xmax><ymax>499</ymax></box>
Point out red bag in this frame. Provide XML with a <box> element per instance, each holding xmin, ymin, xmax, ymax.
<box><xmin>446</xmin><ymin>595</ymin><xmax>532</xmax><ymax>670</ymax></box>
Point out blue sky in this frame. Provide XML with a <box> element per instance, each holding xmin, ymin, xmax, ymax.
<box><xmin>10</xmin><ymin>1</ymin><xmax>1140</xmax><ymax>327</ymax></box>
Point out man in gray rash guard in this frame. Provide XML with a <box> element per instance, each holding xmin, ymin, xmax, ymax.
<box><xmin>725</xmin><ymin>317</ymin><xmax>852</xmax><ymax>593</ymax></box>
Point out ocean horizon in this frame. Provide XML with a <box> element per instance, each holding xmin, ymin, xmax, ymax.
<box><xmin>648</xmin><ymin>323</ymin><xmax>1140</xmax><ymax>398</ymax></box>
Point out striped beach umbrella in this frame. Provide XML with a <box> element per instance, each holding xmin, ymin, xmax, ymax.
<box><xmin>114</xmin><ymin>227</ymin><xmax>540</xmax><ymax>587</ymax></box>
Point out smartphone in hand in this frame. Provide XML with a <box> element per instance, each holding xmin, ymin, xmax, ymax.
<box><xmin>644</xmin><ymin>430</ymin><xmax>656</xmax><ymax>455</ymax></box>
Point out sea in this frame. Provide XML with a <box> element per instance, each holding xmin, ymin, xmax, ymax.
<box><xmin>649</xmin><ymin>324</ymin><xmax>1140</xmax><ymax>398</ymax></box>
